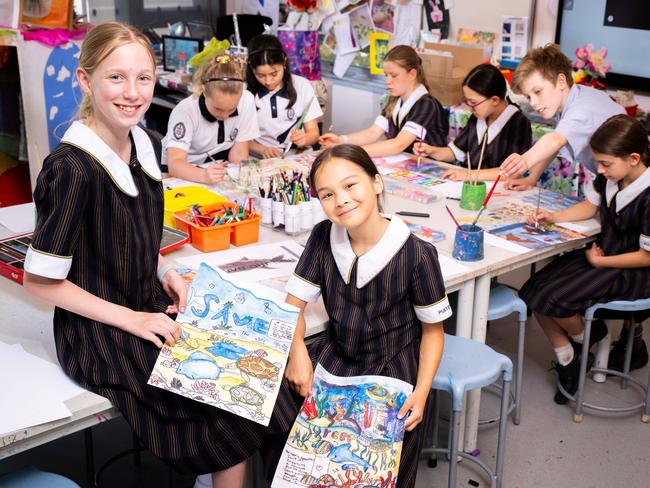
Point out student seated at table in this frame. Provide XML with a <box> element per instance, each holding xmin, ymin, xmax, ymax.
<box><xmin>414</xmin><ymin>63</ymin><xmax>532</xmax><ymax>181</ymax></box>
<box><xmin>273</xmin><ymin>144</ymin><xmax>450</xmax><ymax>487</ymax></box>
<box><xmin>500</xmin><ymin>43</ymin><xmax>625</xmax><ymax>191</ymax></box>
<box><xmin>246</xmin><ymin>34</ymin><xmax>322</xmax><ymax>159</ymax></box>
<box><xmin>519</xmin><ymin>115</ymin><xmax>650</xmax><ymax>405</ymax></box>
<box><xmin>319</xmin><ymin>45</ymin><xmax>448</xmax><ymax>158</ymax></box>
<box><xmin>162</xmin><ymin>53</ymin><xmax>259</xmax><ymax>184</ymax></box>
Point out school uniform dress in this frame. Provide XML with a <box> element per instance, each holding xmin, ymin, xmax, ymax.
<box><xmin>374</xmin><ymin>84</ymin><xmax>449</xmax><ymax>152</ymax></box>
<box><xmin>162</xmin><ymin>90</ymin><xmax>260</xmax><ymax>165</ymax></box>
<box><xmin>24</xmin><ymin>121</ymin><xmax>272</xmax><ymax>474</ymax></box>
<box><xmin>253</xmin><ymin>74</ymin><xmax>323</xmax><ymax>149</ymax></box>
<box><xmin>283</xmin><ymin>216</ymin><xmax>452</xmax><ymax>487</ymax></box>
<box><xmin>520</xmin><ymin>169</ymin><xmax>650</xmax><ymax>317</ymax></box>
<box><xmin>448</xmin><ymin>104</ymin><xmax>532</xmax><ymax>168</ymax></box>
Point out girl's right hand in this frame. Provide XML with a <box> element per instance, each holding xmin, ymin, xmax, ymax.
<box><xmin>526</xmin><ymin>209</ymin><xmax>554</xmax><ymax>226</ymax></box>
<box><xmin>442</xmin><ymin>168</ymin><xmax>466</xmax><ymax>181</ymax></box>
<box><xmin>124</xmin><ymin>311</ymin><xmax>181</xmax><ymax>348</ymax></box>
<box><xmin>285</xmin><ymin>341</ymin><xmax>313</xmax><ymax>397</ymax></box>
<box><xmin>205</xmin><ymin>163</ymin><xmax>226</xmax><ymax>184</ymax></box>
<box><xmin>318</xmin><ymin>133</ymin><xmax>340</xmax><ymax>147</ymax></box>
<box><xmin>413</xmin><ymin>141</ymin><xmax>432</xmax><ymax>157</ymax></box>
<box><xmin>260</xmin><ymin>145</ymin><xmax>282</xmax><ymax>159</ymax></box>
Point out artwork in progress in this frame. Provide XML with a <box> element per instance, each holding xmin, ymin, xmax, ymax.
<box><xmin>457</xmin><ymin>200</ymin><xmax>537</xmax><ymax>231</ymax></box>
<box><xmin>488</xmin><ymin>222</ymin><xmax>585</xmax><ymax>250</ymax></box>
<box><xmin>272</xmin><ymin>364</ymin><xmax>412</xmax><ymax>487</ymax></box>
<box><xmin>520</xmin><ymin>189</ymin><xmax>582</xmax><ymax>212</ymax></box>
<box><xmin>148</xmin><ymin>263</ymin><xmax>298</xmax><ymax>426</ymax></box>
<box><xmin>404</xmin><ymin>221</ymin><xmax>446</xmax><ymax>243</ymax></box>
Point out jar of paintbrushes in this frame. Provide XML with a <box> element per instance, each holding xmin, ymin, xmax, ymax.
<box><xmin>460</xmin><ymin>135</ymin><xmax>488</xmax><ymax>210</ymax></box>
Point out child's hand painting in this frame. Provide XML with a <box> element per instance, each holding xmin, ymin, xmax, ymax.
<box><xmin>442</xmin><ymin>167</ymin><xmax>466</xmax><ymax>181</ymax></box>
<box><xmin>413</xmin><ymin>141</ymin><xmax>432</xmax><ymax>157</ymax></box>
<box><xmin>526</xmin><ymin>209</ymin><xmax>554</xmax><ymax>226</ymax></box>
<box><xmin>398</xmin><ymin>389</ymin><xmax>429</xmax><ymax>431</ymax></box>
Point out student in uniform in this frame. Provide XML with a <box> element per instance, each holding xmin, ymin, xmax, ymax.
<box><xmin>163</xmin><ymin>53</ymin><xmax>259</xmax><ymax>184</ymax></box>
<box><xmin>22</xmin><ymin>22</ymin><xmax>274</xmax><ymax>488</ymax></box>
<box><xmin>246</xmin><ymin>34</ymin><xmax>323</xmax><ymax>159</ymax></box>
<box><xmin>280</xmin><ymin>144</ymin><xmax>451</xmax><ymax>487</ymax></box>
<box><xmin>414</xmin><ymin>63</ymin><xmax>532</xmax><ymax>181</ymax></box>
<box><xmin>519</xmin><ymin>115</ymin><xmax>650</xmax><ymax>405</ymax></box>
<box><xmin>500</xmin><ymin>44</ymin><xmax>625</xmax><ymax>190</ymax></box>
<box><xmin>319</xmin><ymin>46</ymin><xmax>449</xmax><ymax>158</ymax></box>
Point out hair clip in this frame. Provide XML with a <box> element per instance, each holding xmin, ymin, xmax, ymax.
<box><xmin>248</xmin><ymin>47</ymin><xmax>284</xmax><ymax>57</ymax></box>
<box><xmin>204</xmin><ymin>77</ymin><xmax>244</xmax><ymax>83</ymax></box>
<box><xmin>216</xmin><ymin>54</ymin><xmax>231</xmax><ymax>64</ymax></box>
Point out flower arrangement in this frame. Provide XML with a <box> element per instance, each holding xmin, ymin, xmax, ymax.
<box><xmin>572</xmin><ymin>43</ymin><xmax>611</xmax><ymax>89</ymax></box>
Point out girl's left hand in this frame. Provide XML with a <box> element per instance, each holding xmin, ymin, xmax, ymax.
<box><xmin>442</xmin><ymin>168</ymin><xmax>466</xmax><ymax>181</ymax></box>
<box><xmin>585</xmin><ymin>243</ymin><xmax>605</xmax><ymax>267</ymax></box>
<box><xmin>398</xmin><ymin>389</ymin><xmax>429</xmax><ymax>431</ymax></box>
<box><xmin>290</xmin><ymin>129</ymin><xmax>308</xmax><ymax>147</ymax></box>
<box><xmin>161</xmin><ymin>269</ymin><xmax>188</xmax><ymax>314</ymax></box>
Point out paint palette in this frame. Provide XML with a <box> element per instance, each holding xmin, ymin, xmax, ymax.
<box><xmin>0</xmin><ymin>234</ymin><xmax>31</xmax><ymax>285</ymax></box>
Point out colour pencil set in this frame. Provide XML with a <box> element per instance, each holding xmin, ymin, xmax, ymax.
<box><xmin>259</xmin><ymin>170</ymin><xmax>311</xmax><ymax>206</ymax></box>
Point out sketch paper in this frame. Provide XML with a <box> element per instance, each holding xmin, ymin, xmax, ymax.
<box><xmin>488</xmin><ymin>222</ymin><xmax>585</xmax><ymax>252</ymax></box>
<box><xmin>271</xmin><ymin>363</ymin><xmax>412</xmax><ymax>487</ymax></box>
<box><xmin>393</xmin><ymin>0</ymin><xmax>422</xmax><ymax>46</ymax></box>
<box><xmin>332</xmin><ymin>13</ymin><xmax>359</xmax><ymax>55</ymax></box>
<box><xmin>404</xmin><ymin>221</ymin><xmax>446</xmax><ymax>243</ymax></box>
<box><xmin>148</xmin><ymin>263</ymin><xmax>299</xmax><ymax>426</ymax></box>
<box><xmin>438</xmin><ymin>254</ymin><xmax>472</xmax><ymax>280</ymax></box>
<box><xmin>177</xmin><ymin>240</ymin><xmax>304</xmax><ymax>283</ymax></box>
<box><xmin>349</xmin><ymin>3</ymin><xmax>373</xmax><ymax>48</ymax></box>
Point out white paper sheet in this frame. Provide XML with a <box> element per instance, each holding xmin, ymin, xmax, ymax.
<box><xmin>484</xmin><ymin>232</ymin><xmax>529</xmax><ymax>254</ymax></box>
<box><xmin>438</xmin><ymin>254</ymin><xmax>472</xmax><ymax>279</ymax></box>
<box><xmin>0</xmin><ymin>202</ymin><xmax>36</xmax><ymax>234</ymax></box>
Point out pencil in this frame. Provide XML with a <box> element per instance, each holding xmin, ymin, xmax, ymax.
<box><xmin>534</xmin><ymin>185</ymin><xmax>543</xmax><ymax>229</ymax></box>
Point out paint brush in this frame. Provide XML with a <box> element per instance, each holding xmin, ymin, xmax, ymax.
<box><xmin>466</xmin><ymin>151</ymin><xmax>472</xmax><ymax>182</ymax></box>
<box><xmin>284</xmin><ymin>96</ymin><xmax>315</xmax><ymax>155</ymax></box>
<box><xmin>471</xmin><ymin>173</ymin><xmax>501</xmax><ymax>226</ymax></box>
<box><xmin>417</xmin><ymin>125</ymin><xmax>425</xmax><ymax>169</ymax></box>
<box><xmin>474</xmin><ymin>131</ymin><xmax>488</xmax><ymax>185</ymax></box>
<box><xmin>533</xmin><ymin>185</ymin><xmax>543</xmax><ymax>229</ymax></box>
<box><xmin>445</xmin><ymin>204</ymin><xmax>461</xmax><ymax>229</ymax></box>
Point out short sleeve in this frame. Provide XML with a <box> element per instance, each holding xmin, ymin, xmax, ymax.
<box><xmin>234</xmin><ymin>91</ymin><xmax>261</xmax><ymax>142</ymax></box>
<box><xmin>402</xmin><ymin>96</ymin><xmax>448</xmax><ymax>147</ymax></box>
<box><xmin>164</xmin><ymin>99</ymin><xmax>196</xmax><ymax>153</ymax></box>
<box><xmin>285</xmin><ymin>221</ymin><xmax>329</xmax><ymax>302</ymax></box>
<box><xmin>584</xmin><ymin>177</ymin><xmax>601</xmax><ymax>206</ymax></box>
<box><xmin>449</xmin><ymin>123</ymin><xmax>471</xmax><ymax>162</ymax></box>
<box><xmin>24</xmin><ymin>154</ymin><xmax>89</xmax><ymax>279</ymax></box>
<box><xmin>410</xmin><ymin>242</ymin><xmax>452</xmax><ymax>323</ymax></box>
<box><xmin>555</xmin><ymin>108</ymin><xmax>592</xmax><ymax>161</ymax></box>
<box><xmin>374</xmin><ymin>114</ymin><xmax>388</xmax><ymax>132</ymax></box>
<box><xmin>640</xmin><ymin>194</ymin><xmax>650</xmax><ymax>252</ymax></box>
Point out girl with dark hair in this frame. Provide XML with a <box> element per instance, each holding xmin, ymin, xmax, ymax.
<box><xmin>280</xmin><ymin>144</ymin><xmax>451</xmax><ymax>487</ymax></box>
<box><xmin>246</xmin><ymin>34</ymin><xmax>322</xmax><ymax>158</ymax></box>
<box><xmin>415</xmin><ymin>63</ymin><xmax>532</xmax><ymax>180</ymax></box>
<box><xmin>319</xmin><ymin>45</ymin><xmax>448</xmax><ymax>158</ymax></box>
<box><xmin>519</xmin><ymin>114</ymin><xmax>650</xmax><ymax>405</ymax></box>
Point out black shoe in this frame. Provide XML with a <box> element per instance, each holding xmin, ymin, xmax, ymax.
<box><xmin>552</xmin><ymin>352</ymin><xmax>594</xmax><ymax>405</ymax></box>
<box><xmin>570</xmin><ymin>319</ymin><xmax>608</xmax><ymax>356</ymax></box>
<box><xmin>608</xmin><ymin>333</ymin><xmax>649</xmax><ymax>373</ymax></box>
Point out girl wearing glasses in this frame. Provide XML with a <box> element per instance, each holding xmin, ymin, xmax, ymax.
<box><xmin>319</xmin><ymin>45</ymin><xmax>448</xmax><ymax>158</ymax></box>
<box><xmin>162</xmin><ymin>53</ymin><xmax>259</xmax><ymax>184</ymax></box>
<box><xmin>414</xmin><ymin>64</ymin><xmax>532</xmax><ymax>181</ymax></box>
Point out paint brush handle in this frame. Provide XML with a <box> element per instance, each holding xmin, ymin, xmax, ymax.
<box><xmin>481</xmin><ymin>174</ymin><xmax>502</xmax><ymax>208</ymax></box>
<box><xmin>445</xmin><ymin>205</ymin><xmax>461</xmax><ymax>229</ymax></box>
<box><xmin>471</xmin><ymin>205</ymin><xmax>486</xmax><ymax>227</ymax></box>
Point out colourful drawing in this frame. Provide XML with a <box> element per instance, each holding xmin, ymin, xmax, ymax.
<box><xmin>404</xmin><ymin>221</ymin><xmax>446</xmax><ymax>243</ymax></box>
<box><xmin>272</xmin><ymin>364</ymin><xmax>412</xmax><ymax>487</ymax></box>
<box><xmin>148</xmin><ymin>263</ymin><xmax>299</xmax><ymax>426</ymax></box>
<box><xmin>488</xmin><ymin>222</ymin><xmax>585</xmax><ymax>250</ymax></box>
<box><xmin>377</xmin><ymin>156</ymin><xmax>449</xmax><ymax>178</ymax></box>
<box><xmin>370</xmin><ymin>0</ymin><xmax>396</xmax><ymax>34</ymax></box>
<box><xmin>369</xmin><ymin>31</ymin><xmax>391</xmax><ymax>75</ymax></box>
<box><xmin>520</xmin><ymin>189</ymin><xmax>582</xmax><ymax>212</ymax></box>
<box><xmin>457</xmin><ymin>200</ymin><xmax>535</xmax><ymax>231</ymax></box>
<box><xmin>384</xmin><ymin>169</ymin><xmax>446</xmax><ymax>187</ymax></box>
<box><xmin>349</xmin><ymin>4</ymin><xmax>373</xmax><ymax>49</ymax></box>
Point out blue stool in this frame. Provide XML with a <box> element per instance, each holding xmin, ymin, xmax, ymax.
<box><xmin>557</xmin><ymin>298</ymin><xmax>650</xmax><ymax>423</ymax></box>
<box><xmin>0</xmin><ymin>467</ymin><xmax>79</xmax><ymax>487</ymax></box>
<box><xmin>486</xmin><ymin>285</ymin><xmax>527</xmax><ymax>425</ymax></box>
<box><xmin>424</xmin><ymin>334</ymin><xmax>513</xmax><ymax>488</ymax></box>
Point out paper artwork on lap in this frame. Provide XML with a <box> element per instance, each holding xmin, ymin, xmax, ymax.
<box><xmin>272</xmin><ymin>364</ymin><xmax>412</xmax><ymax>487</ymax></box>
<box><xmin>148</xmin><ymin>263</ymin><xmax>298</xmax><ymax>426</ymax></box>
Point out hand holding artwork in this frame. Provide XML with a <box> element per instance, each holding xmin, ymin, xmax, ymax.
<box><xmin>125</xmin><ymin>311</ymin><xmax>180</xmax><ymax>348</ymax></box>
<box><xmin>285</xmin><ymin>340</ymin><xmax>313</xmax><ymax>397</ymax></box>
<box><xmin>585</xmin><ymin>243</ymin><xmax>605</xmax><ymax>267</ymax></box>
<box><xmin>398</xmin><ymin>388</ymin><xmax>429</xmax><ymax>431</ymax></box>
<box><xmin>161</xmin><ymin>269</ymin><xmax>188</xmax><ymax>314</ymax></box>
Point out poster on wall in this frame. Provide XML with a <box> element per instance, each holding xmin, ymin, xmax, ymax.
<box><xmin>500</xmin><ymin>16</ymin><xmax>528</xmax><ymax>64</ymax></box>
<box><xmin>369</xmin><ymin>31</ymin><xmax>391</xmax><ymax>75</ymax></box>
<box><xmin>370</xmin><ymin>0</ymin><xmax>396</xmax><ymax>34</ymax></box>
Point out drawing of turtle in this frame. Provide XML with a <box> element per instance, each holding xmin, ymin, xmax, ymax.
<box><xmin>233</xmin><ymin>349</ymin><xmax>281</xmax><ymax>385</ymax></box>
<box><xmin>224</xmin><ymin>384</ymin><xmax>265</xmax><ymax>410</ymax></box>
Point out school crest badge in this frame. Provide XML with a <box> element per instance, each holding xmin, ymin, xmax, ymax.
<box><xmin>173</xmin><ymin>122</ymin><xmax>186</xmax><ymax>140</ymax></box>
<box><xmin>229</xmin><ymin>128</ymin><xmax>239</xmax><ymax>141</ymax></box>
<box><xmin>286</xmin><ymin>108</ymin><xmax>295</xmax><ymax>120</ymax></box>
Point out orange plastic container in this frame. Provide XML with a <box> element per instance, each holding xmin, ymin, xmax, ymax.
<box><xmin>174</xmin><ymin>202</ymin><xmax>260</xmax><ymax>252</ymax></box>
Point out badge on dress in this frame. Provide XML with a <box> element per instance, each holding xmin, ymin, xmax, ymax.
<box><xmin>229</xmin><ymin>128</ymin><xmax>239</xmax><ymax>141</ymax></box>
<box><xmin>173</xmin><ymin>122</ymin><xmax>186</xmax><ymax>140</ymax></box>
<box><xmin>286</xmin><ymin>107</ymin><xmax>295</xmax><ymax>120</ymax></box>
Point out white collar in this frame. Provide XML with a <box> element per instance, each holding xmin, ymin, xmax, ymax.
<box><xmin>606</xmin><ymin>167</ymin><xmax>650</xmax><ymax>212</ymax></box>
<box><xmin>391</xmin><ymin>84</ymin><xmax>428</xmax><ymax>126</ymax></box>
<box><xmin>330</xmin><ymin>215</ymin><xmax>411</xmax><ymax>288</ymax></box>
<box><xmin>61</xmin><ymin>121</ymin><xmax>161</xmax><ymax>197</ymax></box>
<box><xmin>475</xmin><ymin>104</ymin><xmax>518</xmax><ymax>145</ymax></box>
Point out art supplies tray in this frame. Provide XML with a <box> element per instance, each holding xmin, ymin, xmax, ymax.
<box><xmin>174</xmin><ymin>202</ymin><xmax>260</xmax><ymax>252</ymax></box>
<box><xmin>163</xmin><ymin>186</ymin><xmax>227</xmax><ymax>228</ymax></box>
<box><xmin>160</xmin><ymin>226</ymin><xmax>190</xmax><ymax>254</ymax></box>
<box><xmin>0</xmin><ymin>233</ymin><xmax>31</xmax><ymax>285</ymax></box>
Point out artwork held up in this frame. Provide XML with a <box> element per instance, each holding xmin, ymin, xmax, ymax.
<box><xmin>272</xmin><ymin>364</ymin><xmax>412</xmax><ymax>487</ymax></box>
<box><xmin>148</xmin><ymin>263</ymin><xmax>298</xmax><ymax>426</ymax></box>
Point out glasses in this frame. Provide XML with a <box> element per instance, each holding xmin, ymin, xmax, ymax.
<box><xmin>465</xmin><ymin>97</ymin><xmax>489</xmax><ymax>109</ymax></box>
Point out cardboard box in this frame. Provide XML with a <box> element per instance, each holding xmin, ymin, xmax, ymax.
<box><xmin>420</xmin><ymin>42</ymin><xmax>484</xmax><ymax>106</ymax></box>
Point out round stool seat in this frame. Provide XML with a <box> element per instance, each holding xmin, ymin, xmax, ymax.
<box><xmin>0</xmin><ymin>467</ymin><xmax>80</xmax><ymax>487</ymax></box>
<box><xmin>487</xmin><ymin>285</ymin><xmax>527</xmax><ymax>321</ymax></box>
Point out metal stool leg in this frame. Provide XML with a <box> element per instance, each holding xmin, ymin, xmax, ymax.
<box><xmin>621</xmin><ymin>322</ymin><xmax>636</xmax><ymax>390</ymax></box>
<box><xmin>514</xmin><ymin>319</ymin><xmax>525</xmax><ymax>425</ymax></box>
<box><xmin>574</xmin><ymin>318</ymin><xmax>593</xmax><ymax>422</ymax></box>
<box><xmin>448</xmin><ymin>409</ymin><xmax>461</xmax><ymax>488</ymax></box>
<box><xmin>428</xmin><ymin>389</ymin><xmax>441</xmax><ymax>468</ymax></box>
<box><xmin>643</xmin><ymin>367</ymin><xmax>650</xmax><ymax>423</ymax></box>
<box><xmin>495</xmin><ymin>377</ymin><xmax>511</xmax><ymax>488</ymax></box>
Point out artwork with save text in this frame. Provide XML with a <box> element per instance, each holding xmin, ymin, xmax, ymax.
<box><xmin>272</xmin><ymin>364</ymin><xmax>412</xmax><ymax>487</ymax></box>
<box><xmin>148</xmin><ymin>263</ymin><xmax>298</xmax><ymax>426</ymax></box>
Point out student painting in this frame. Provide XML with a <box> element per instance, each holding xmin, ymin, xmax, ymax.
<box><xmin>22</xmin><ymin>22</ymin><xmax>269</xmax><ymax>488</ymax></box>
<box><xmin>163</xmin><ymin>53</ymin><xmax>259</xmax><ymax>184</ymax></box>
<box><xmin>319</xmin><ymin>46</ymin><xmax>449</xmax><ymax>158</ymax></box>
<box><xmin>246</xmin><ymin>34</ymin><xmax>323</xmax><ymax>159</ymax></box>
<box><xmin>280</xmin><ymin>144</ymin><xmax>451</xmax><ymax>486</ymax></box>
<box><xmin>500</xmin><ymin>44</ymin><xmax>625</xmax><ymax>193</ymax></box>
<box><xmin>414</xmin><ymin>63</ymin><xmax>532</xmax><ymax>181</ymax></box>
<box><xmin>519</xmin><ymin>115</ymin><xmax>650</xmax><ymax>404</ymax></box>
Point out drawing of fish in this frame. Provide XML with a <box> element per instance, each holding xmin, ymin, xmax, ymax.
<box><xmin>327</xmin><ymin>443</ymin><xmax>371</xmax><ymax>471</ymax></box>
<box><xmin>219</xmin><ymin>254</ymin><xmax>295</xmax><ymax>273</ymax></box>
